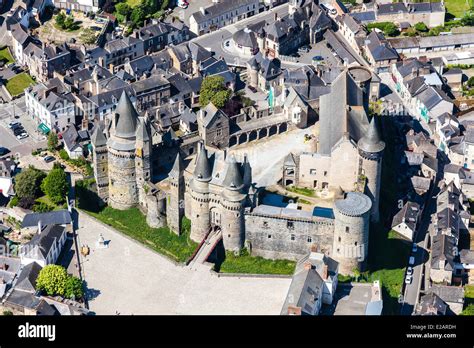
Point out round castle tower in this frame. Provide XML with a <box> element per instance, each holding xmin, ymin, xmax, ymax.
<box><xmin>220</xmin><ymin>155</ymin><xmax>246</xmax><ymax>252</ymax></box>
<box><xmin>357</xmin><ymin>117</ymin><xmax>385</xmax><ymax>223</ymax></box>
<box><xmin>107</xmin><ymin>91</ymin><xmax>150</xmax><ymax>210</ymax></box>
<box><xmin>190</xmin><ymin>143</ymin><xmax>212</xmax><ymax>242</ymax></box>
<box><xmin>167</xmin><ymin>152</ymin><xmax>185</xmax><ymax>235</ymax></box>
<box><xmin>332</xmin><ymin>192</ymin><xmax>372</xmax><ymax>275</ymax></box>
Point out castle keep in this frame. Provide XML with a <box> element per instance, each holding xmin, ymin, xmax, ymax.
<box><xmin>92</xmin><ymin>65</ymin><xmax>384</xmax><ymax>275</ymax></box>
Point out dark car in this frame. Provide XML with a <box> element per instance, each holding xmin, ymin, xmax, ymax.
<box><xmin>312</xmin><ymin>55</ymin><xmax>324</xmax><ymax>61</ymax></box>
<box><xmin>0</xmin><ymin>147</ymin><xmax>9</xmax><ymax>156</ymax></box>
<box><xmin>13</xmin><ymin>127</ymin><xmax>25</xmax><ymax>136</ymax></box>
<box><xmin>248</xmin><ymin>86</ymin><xmax>257</xmax><ymax>93</ymax></box>
<box><xmin>43</xmin><ymin>155</ymin><xmax>55</xmax><ymax>163</ymax></box>
<box><xmin>11</xmin><ymin>123</ymin><xmax>23</xmax><ymax>130</ymax></box>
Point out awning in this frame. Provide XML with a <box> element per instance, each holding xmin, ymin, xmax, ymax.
<box><xmin>38</xmin><ymin>123</ymin><xmax>50</xmax><ymax>134</ymax></box>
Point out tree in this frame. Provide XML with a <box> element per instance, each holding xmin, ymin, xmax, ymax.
<box><xmin>14</xmin><ymin>166</ymin><xmax>46</xmax><ymax>199</ymax></box>
<box><xmin>115</xmin><ymin>2</ymin><xmax>132</xmax><ymax>17</ymax></box>
<box><xmin>47</xmin><ymin>132</ymin><xmax>59</xmax><ymax>151</ymax></box>
<box><xmin>36</xmin><ymin>265</ymin><xmax>69</xmax><ymax>297</ymax></box>
<box><xmin>461</xmin><ymin>304</ymin><xmax>474</xmax><ymax>315</ymax></box>
<box><xmin>130</xmin><ymin>5</ymin><xmax>146</xmax><ymax>27</ymax></box>
<box><xmin>414</xmin><ymin>22</ymin><xmax>428</xmax><ymax>32</ymax></box>
<box><xmin>64</xmin><ymin>15</ymin><xmax>75</xmax><ymax>30</ymax></box>
<box><xmin>467</xmin><ymin>76</ymin><xmax>474</xmax><ymax>88</ymax></box>
<box><xmin>41</xmin><ymin>166</ymin><xmax>69</xmax><ymax>205</ymax></box>
<box><xmin>64</xmin><ymin>276</ymin><xmax>84</xmax><ymax>300</ymax></box>
<box><xmin>59</xmin><ymin>149</ymin><xmax>70</xmax><ymax>160</ymax></box>
<box><xmin>383</xmin><ymin>23</ymin><xmax>400</xmax><ymax>37</ymax></box>
<box><xmin>199</xmin><ymin>76</ymin><xmax>232</xmax><ymax>109</ymax></box>
<box><xmin>55</xmin><ymin>12</ymin><xmax>66</xmax><ymax>28</ymax></box>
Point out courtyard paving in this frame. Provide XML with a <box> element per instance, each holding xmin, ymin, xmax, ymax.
<box><xmin>76</xmin><ymin>212</ymin><xmax>291</xmax><ymax>315</ymax></box>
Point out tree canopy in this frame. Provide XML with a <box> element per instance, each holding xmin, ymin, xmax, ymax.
<box><xmin>14</xmin><ymin>166</ymin><xmax>46</xmax><ymax>200</ymax></box>
<box><xmin>414</xmin><ymin>22</ymin><xmax>428</xmax><ymax>32</ymax></box>
<box><xmin>41</xmin><ymin>166</ymin><xmax>69</xmax><ymax>205</ymax></box>
<box><xmin>199</xmin><ymin>76</ymin><xmax>232</xmax><ymax>109</ymax></box>
<box><xmin>47</xmin><ymin>132</ymin><xmax>59</xmax><ymax>151</ymax></box>
<box><xmin>36</xmin><ymin>265</ymin><xmax>69</xmax><ymax>297</ymax></box>
<box><xmin>383</xmin><ymin>23</ymin><xmax>400</xmax><ymax>37</ymax></box>
<box><xmin>36</xmin><ymin>265</ymin><xmax>84</xmax><ymax>299</ymax></box>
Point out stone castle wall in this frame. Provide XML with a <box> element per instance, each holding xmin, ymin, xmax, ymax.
<box><xmin>245</xmin><ymin>213</ymin><xmax>335</xmax><ymax>261</ymax></box>
<box><xmin>108</xmin><ymin>147</ymin><xmax>139</xmax><ymax>210</ymax></box>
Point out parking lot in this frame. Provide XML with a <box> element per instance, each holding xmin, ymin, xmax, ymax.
<box><xmin>0</xmin><ymin>96</ymin><xmax>47</xmax><ymax>158</ymax></box>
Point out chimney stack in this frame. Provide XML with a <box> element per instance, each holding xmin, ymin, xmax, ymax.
<box><xmin>304</xmin><ymin>261</ymin><xmax>312</xmax><ymax>270</ymax></box>
<box><xmin>322</xmin><ymin>264</ymin><xmax>328</xmax><ymax>280</ymax></box>
<box><xmin>37</xmin><ymin>220</ymin><xmax>42</xmax><ymax>234</ymax></box>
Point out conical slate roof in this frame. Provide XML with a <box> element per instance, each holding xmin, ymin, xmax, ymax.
<box><xmin>114</xmin><ymin>91</ymin><xmax>138</xmax><ymax>138</ymax></box>
<box><xmin>193</xmin><ymin>143</ymin><xmax>212</xmax><ymax>182</ymax></box>
<box><xmin>358</xmin><ymin>117</ymin><xmax>385</xmax><ymax>153</ymax></box>
<box><xmin>223</xmin><ymin>155</ymin><xmax>244</xmax><ymax>190</ymax></box>
<box><xmin>169</xmin><ymin>152</ymin><xmax>182</xmax><ymax>179</ymax></box>
<box><xmin>91</xmin><ymin>123</ymin><xmax>107</xmax><ymax>147</ymax></box>
<box><xmin>136</xmin><ymin>118</ymin><xmax>150</xmax><ymax>142</ymax></box>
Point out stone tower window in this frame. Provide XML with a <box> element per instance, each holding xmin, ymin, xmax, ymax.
<box><xmin>338</xmin><ymin>236</ymin><xmax>341</xmax><ymax>242</ymax></box>
<box><xmin>346</xmin><ymin>226</ymin><xmax>350</xmax><ymax>233</ymax></box>
<box><xmin>355</xmin><ymin>242</ymin><xmax>358</xmax><ymax>246</ymax></box>
<box><xmin>287</xmin><ymin>221</ymin><xmax>294</xmax><ymax>229</ymax></box>
<box><xmin>307</xmin><ymin>236</ymin><xmax>312</xmax><ymax>243</ymax></box>
<box><xmin>290</xmin><ymin>234</ymin><xmax>295</xmax><ymax>241</ymax></box>
<box><xmin>268</xmin><ymin>234</ymin><xmax>272</xmax><ymax>239</ymax></box>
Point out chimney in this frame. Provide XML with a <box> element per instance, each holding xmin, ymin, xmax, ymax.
<box><xmin>37</xmin><ymin>220</ymin><xmax>42</xmax><ymax>234</ymax></box>
<box><xmin>223</xmin><ymin>148</ymin><xmax>227</xmax><ymax>161</ymax></box>
<box><xmin>274</xmin><ymin>12</ymin><xmax>278</xmax><ymax>21</ymax></box>
<box><xmin>310</xmin><ymin>244</ymin><xmax>318</xmax><ymax>253</ymax></box>
<box><xmin>304</xmin><ymin>262</ymin><xmax>312</xmax><ymax>270</ymax></box>
<box><xmin>200</xmin><ymin>7</ymin><xmax>205</xmax><ymax>15</ymax></box>
<box><xmin>322</xmin><ymin>264</ymin><xmax>328</xmax><ymax>280</ymax></box>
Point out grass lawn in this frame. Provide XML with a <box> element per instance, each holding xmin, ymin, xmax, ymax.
<box><xmin>86</xmin><ymin>206</ymin><xmax>197</xmax><ymax>263</ymax></box>
<box><xmin>445</xmin><ymin>0</ymin><xmax>474</xmax><ymax>18</ymax></box>
<box><xmin>5</xmin><ymin>73</ymin><xmax>35</xmax><ymax>97</ymax></box>
<box><xmin>286</xmin><ymin>186</ymin><xmax>315</xmax><ymax>197</ymax></box>
<box><xmin>0</xmin><ymin>47</ymin><xmax>14</xmax><ymax>64</ymax></box>
<box><xmin>35</xmin><ymin>195</ymin><xmax>67</xmax><ymax>211</ymax></box>
<box><xmin>216</xmin><ymin>249</ymin><xmax>296</xmax><ymax>275</ymax></box>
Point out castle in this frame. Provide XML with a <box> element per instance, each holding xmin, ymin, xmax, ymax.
<box><xmin>91</xmin><ymin>65</ymin><xmax>384</xmax><ymax>275</ymax></box>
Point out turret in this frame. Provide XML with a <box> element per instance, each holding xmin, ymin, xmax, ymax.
<box><xmin>167</xmin><ymin>152</ymin><xmax>185</xmax><ymax>235</ymax></box>
<box><xmin>135</xmin><ymin>117</ymin><xmax>152</xmax><ymax>207</ymax></box>
<box><xmin>332</xmin><ymin>192</ymin><xmax>372</xmax><ymax>275</ymax></box>
<box><xmin>357</xmin><ymin>117</ymin><xmax>385</xmax><ymax>222</ymax></box>
<box><xmin>107</xmin><ymin>91</ymin><xmax>140</xmax><ymax>210</ymax></box>
<box><xmin>190</xmin><ymin>143</ymin><xmax>212</xmax><ymax>242</ymax></box>
<box><xmin>220</xmin><ymin>155</ymin><xmax>247</xmax><ymax>252</ymax></box>
<box><xmin>91</xmin><ymin>123</ymin><xmax>109</xmax><ymax>202</ymax></box>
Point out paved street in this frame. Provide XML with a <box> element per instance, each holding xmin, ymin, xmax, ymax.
<box><xmin>0</xmin><ymin>96</ymin><xmax>47</xmax><ymax>157</ymax></box>
<box><xmin>76</xmin><ymin>211</ymin><xmax>291</xmax><ymax>315</ymax></box>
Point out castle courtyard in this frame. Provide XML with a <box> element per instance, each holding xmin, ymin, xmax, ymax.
<box><xmin>76</xmin><ymin>212</ymin><xmax>292</xmax><ymax>315</ymax></box>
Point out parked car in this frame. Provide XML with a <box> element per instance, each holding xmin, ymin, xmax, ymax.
<box><xmin>8</xmin><ymin>121</ymin><xmax>20</xmax><ymax>128</ymax></box>
<box><xmin>405</xmin><ymin>275</ymin><xmax>412</xmax><ymax>284</ymax></box>
<box><xmin>409</xmin><ymin>256</ymin><xmax>415</xmax><ymax>265</ymax></box>
<box><xmin>312</xmin><ymin>55</ymin><xmax>324</xmax><ymax>61</ymax></box>
<box><xmin>406</xmin><ymin>267</ymin><xmax>413</xmax><ymax>276</ymax></box>
<box><xmin>13</xmin><ymin>128</ymin><xmax>25</xmax><ymax>136</ymax></box>
<box><xmin>298</xmin><ymin>45</ymin><xmax>310</xmax><ymax>53</ymax></box>
<box><xmin>248</xmin><ymin>86</ymin><xmax>257</xmax><ymax>93</ymax></box>
<box><xmin>11</xmin><ymin>123</ymin><xmax>23</xmax><ymax>131</ymax></box>
<box><xmin>412</xmin><ymin>244</ymin><xmax>418</xmax><ymax>253</ymax></box>
<box><xmin>0</xmin><ymin>147</ymin><xmax>10</xmax><ymax>156</ymax></box>
<box><xmin>43</xmin><ymin>155</ymin><xmax>56</xmax><ymax>163</ymax></box>
<box><xmin>16</xmin><ymin>133</ymin><xmax>28</xmax><ymax>140</ymax></box>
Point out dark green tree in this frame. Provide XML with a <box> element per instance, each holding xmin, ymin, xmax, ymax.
<box><xmin>14</xmin><ymin>166</ymin><xmax>46</xmax><ymax>199</ymax></box>
<box><xmin>115</xmin><ymin>3</ymin><xmax>132</xmax><ymax>17</ymax></box>
<box><xmin>414</xmin><ymin>22</ymin><xmax>428</xmax><ymax>32</ymax></box>
<box><xmin>41</xmin><ymin>166</ymin><xmax>69</xmax><ymax>205</ymax></box>
<box><xmin>467</xmin><ymin>76</ymin><xmax>474</xmax><ymax>88</ymax></box>
<box><xmin>55</xmin><ymin>12</ymin><xmax>66</xmax><ymax>28</ymax></box>
<box><xmin>64</xmin><ymin>276</ymin><xmax>85</xmax><ymax>300</ymax></box>
<box><xmin>383</xmin><ymin>23</ymin><xmax>400</xmax><ymax>37</ymax></box>
<box><xmin>199</xmin><ymin>76</ymin><xmax>232</xmax><ymax>109</ymax></box>
<box><xmin>47</xmin><ymin>132</ymin><xmax>59</xmax><ymax>151</ymax></box>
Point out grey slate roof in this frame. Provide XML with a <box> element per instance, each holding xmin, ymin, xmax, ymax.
<box><xmin>222</xmin><ymin>155</ymin><xmax>244</xmax><ymax>190</ymax></box>
<box><xmin>358</xmin><ymin>117</ymin><xmax>385</xmax><ymax>153</ymax></box>
<box><xmin>350</xmin><ymin>11</ymin><xmax>376</xmax><ymax>23</ymax></box>
<box><xmin>280</xmin><ymin>268</ymin><xmax>323</xmax><ymax>315</ymax></box>
<box><xmin>431</xmin><ymin>234</ymin><xmax>456</xmax><ymax>271</ymax></box>
<box><xmin>391</xmin><ymin>201</ymin><xmax>420</xmax><ymax>232</ymax></box>
<box><xmin>91</xmin><ymin>123</ymin><xmax>107</xmax><ymax>147</ymax></box>
<box><xmin>114</xmin><ymin>91</ymin><xmax>139</xmax><ymax>138</ymax></box>
<box><xmin>335</xmin><ymin>192</ymin><xmax>372</xmax><ymax>217</ymax></box>
<box><xmin>418</xmin><ymin>292</ymin><xmax>447</xmax><ymax>315</ymax></box>
<box><xmin>191</xmin><ymin>0</ymin><xmax>258</xmax><ymax>24</ymax></box>
<box><xmin>429</xmin><ymin>284</ymin><xmax>464</xmax><ymax>304</ymax></box>
<box><xmin>22</xmin><ymin>210</ymin><xmax>72</xmax><ymax>228</ymax></box>
<box><xmin>193</xmin><ymin>144</ymin><xmax>212</xmax><ymax>182</ymax></box>
<box><xmin>22</xmin><ymin>225</ymin><xmax>66</xmax><ymax>262</ymax></box>
<box><xmin>365</xmin><ymin>30</ymin><xmax>399</xmax><ymax>62</ymax></box>
<box><xmin>15</xmin><ymin>262</ymin><xmax>42</xmax><ymax>292</ymax></box>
